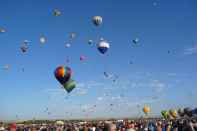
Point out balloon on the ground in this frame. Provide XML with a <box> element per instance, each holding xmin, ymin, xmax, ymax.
<box><xmin>143</xmin><ymin>105</ymin><xmax>150</xmax><ymax>115</ymax></box>
<box><xmin>54</xmin><ymin>66</ymin><xmax>72</xmax><ymax>85</ymax></box>
<box><xmin>161</xmin><ymin>110</ymin><xmax>169</xmax><ymax>119</ymax></box>
<box><xmin>178</xmin><ymin>108</ymin><xmax>185</xmax><ymax>117</ymax></box>
<box><xmin>184</xmin><ymin>107</ymin><xmax>193</xmax><ymax>117</ymax></box>
<box><xmin>97</xmin><ymin>40</ymin><xmax>110</xmax><ymax>54</ymax></box>
<box><xmin>169</xmin><ymin>109</ymin><xmax>177</xmax><ymax>119</ymax></box>
<box><xmin>93</xmin><ymin>16</ymin><xmax>102</xmax><ymax>26</ymax></box>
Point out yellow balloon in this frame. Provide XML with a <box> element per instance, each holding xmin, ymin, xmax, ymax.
<box><xmin>143</xmin><ymin>105</ymin><xmax>150</xmax><ymax>114</ymax></box>
<box><xmin>169</xmin><ymin>109</ymin><xmax>177</xmax><ymax>119</ymax></box>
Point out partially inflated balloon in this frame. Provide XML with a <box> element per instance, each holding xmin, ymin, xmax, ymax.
<box><xmin>97</xmin><ymin>40</ymin><xmax>110</xmax><ymax>54</ymax></box>
<box><xmin>54</xmin><ymin>66</ymin><xmax>72</xmax><ymax>85</ymax></box>
<box><xmin>143</xmin><ymin>105</ymin><xmax>150</xmax><ymax>114</ymax></box>
<box><xmin>178</xmin><ymin>108</ymin><xmax>185</xmax><ymax>117</ymax></box>
<box><xmin>169</xmin><ymin>109</ymin><xmax>177</xmax><ymax>119</ymax></box>
<box><xmin>161</xmin><ymin>110</ymin><xmax>169</xmax><ymax>119</ymax></box>
<box><xmin>63</xmin><ymin>79</ymin><xmax>76</xmax><ymax>93</ymax></box>
<box><xmin>184</xmin><ymin>107</ymin><xmax>193</xmax><ymax>117</ymax></box>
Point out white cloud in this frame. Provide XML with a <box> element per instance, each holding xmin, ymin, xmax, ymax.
<box><xmin>97</xmin><ymin>97</ymin><xmax>103</xmax><ymax>101</ymax></box>
<box><xmin>150</xmin><ymin>80</ymin><xmax>166</xmax><ymax>93</ymax></box>
<box><xmin>184</xmin><ymin>45</ymin><xmax>197</xmax><ymax>55</ymax></box>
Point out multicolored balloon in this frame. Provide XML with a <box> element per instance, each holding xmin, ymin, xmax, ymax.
<box><xmin>161</xmin><ymin>110</ymin><xmax>169</xmax><ymax>119</ymax></box>
<box><xmin>169</xmin><ymin>109</ymin><xmax>177</xmax><ymax>119</ymax></box>
<box><xmin>92</xmin><ymin>16</ymin><xmax>102</xmax><ymax>26</ymax></box>
<box><xmin>97</xmin><ymin>40</ymin><xmax>110</xmax><ymax>54</ymax></box>
<box><xmin>62</xmin><ymin>79</ymin><xmax>76</xmax><ymax>93</ymax></box>
<box><xmin>54</xmin><ymin>66</ymin><xmax>75</xmax><ymax>93</ymax></box>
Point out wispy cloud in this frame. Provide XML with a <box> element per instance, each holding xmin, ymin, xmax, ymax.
<box><xmin>184</xmin><ymin>45</ymin><xmax>197</xmax><ymax>55</ymax></box>
<box><xmin>150</xmin><ymin>80</ymin><xmax>166</xmax><ymax>93</ymax></box>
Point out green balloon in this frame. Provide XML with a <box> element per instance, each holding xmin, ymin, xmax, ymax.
<box><xmin>63</xmin><ymin>79</ymin><xmax>76</xmax><ymax>93</ymax></box>
<box><xmin>161</xmin><ymin>110</ymin><xmax>169</xmax><ymax>119</ymax></box>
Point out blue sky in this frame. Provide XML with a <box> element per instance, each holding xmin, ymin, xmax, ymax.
<box><xmin>0</xmin><ymin>0</ymin><xmax>197</xmax><ymax>121</ymax></box>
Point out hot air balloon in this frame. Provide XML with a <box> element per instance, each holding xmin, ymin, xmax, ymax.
<box><xmin>69</xmin><ymin>32</ymin><xmax>76</xmax><ymax>40</ymax></box>
<box><xmin>143</xmin><ymin>105</ymin><xmax>150</xmax><ymax>115</ymax></box>
<box><xmin>132</xmin><ymin>38</ymin><xmax>139</xmax><ymax>45</ymax></box>
<box><xmin>54</xmin><ymin>66</ymin><xmax>76</xmax><ymax>93</ymax></box>
<box><xmin>184</xmin><ymin>107</ymin><xmax>193</xmax><ymax>117</ymax></box>
<box><xmin>161</xmin><ymin>110</ymin><xmax>169</xmax><ymax>119</ymax></box>
<box><xmin>80</xmin><ymin>55</ymin><xmax>86</xmax><ymax>61</ymax></box>
<box><xmin>20</xmin><ymin>40</ymin><xmax>30</xmax><ymax>53</ymax></box>
<box><xmin>178</xmin><ymin>108</ymin><xmax>185</xmax><ymax>117</ymax></box>
<box><xmin>97</xmin><ymin>40</ymin><xmax>110</xmax><ymax>54</ymax></box>
<box><xmin>63</xmin><ymin>79</ymin><xmax>76</xmax><ymax>93</ymax></box>
<box><xmin>169</xmin><ymin>109</ymin><xmax>177</xmax><ymax>119</ymax></box>
<box><xmin>40</xmin><ymin>35</ymin><xmax>46</xmax><ymax>44</ymax></box>
<box><xmin>54</xmin><ymin>66</ymin><xmax>72</xmax><ymax>85</ymax></box>
<box><xmin>53</xmin><ymin>9</ymin><xmax>61</xmax><ymax>16</ymax></box>
<box><xmin>92</xmin><ymin>16</ymin><xmax>102</xmax><ymax>26</ymax></box>
<box><xmin>88</xmin><ymin>40</ymin><xmax>93</xmax><ymax>45</ymax></box>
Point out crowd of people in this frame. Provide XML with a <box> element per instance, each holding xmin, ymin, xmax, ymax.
<box><xmin>0</xmin><ymin>118</ymin><xmax>197</xmax><ymax>131</ymax></box>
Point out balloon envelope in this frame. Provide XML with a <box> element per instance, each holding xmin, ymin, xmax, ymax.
<box><xmin>93</xmin><ymin>16</ymin><xmax>102</xmax><ymax>26</ymax></box>
<box><xmin>184</xmin><ymin>107</ymin><xmax>193</xmax><ymax>117</ymax></box>
<box><xmin>54</xmin><ymin>66</ymin><xmax>72</xmax><ymax>85</ymax></box>
<box><xmin>161</xmin><ymin>110</ymin><xmax>169</xmax><ymax>119</ymax></box>
<box><xmin>169</xmin><ymin>109</ymin><xmax>177</xmax><ymax>119</ymax></box>
<box><xmin>97</xmin><ymin>40</ymin><xmax>110</xmax><ymax>54</ymax></box>
<box><xmin>63</xmin><ymin>79</ymin><xmax>76</xmax><ymax>93</ymax></box>
<box><xmin>80</xmin><ymin>55</ymin><xmax>86</xmax><ymax>61</ymax></box>
<box><xmin>143</xmin><ymin>105</ymin><xmax>150</xmax><ymax>114</ymax></box>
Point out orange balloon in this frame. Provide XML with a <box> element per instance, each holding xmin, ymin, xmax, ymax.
<box><xmin>143</xmin><ymin>105</ymin><xmax>150</xmax><ymax>114</ymax></box>
<box><xmin>55</xmin><ymin>66</ymin><xmax>65</xmax><ymax>77</ymax></box>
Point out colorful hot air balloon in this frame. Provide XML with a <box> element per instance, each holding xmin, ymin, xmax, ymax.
<box><xmin>54</xmin><ymin>66</ymin><xmax>71</xmax><ymax>85</ymax></box>
<box><xmin>143</xmin><ymin>105</ymin><xmax>150</xmax><ymax>115</ymax></box>
<box><xmin>92</xmin><ymin>16</ymin><xmax>102</xmax><ymax>26</ymax></box>
<box><xmin>161</xmin><ymin>110</ymin><xmax>169</xmax><ymax>119</ymax></box>
<box><xmin>169</xmin><ymin>109</ymin><xmax>177</xmax><ymax>119</ymax></box>
<box><xmin>97</xmin><ymin>40</ymin><xmax>110</xmax><ymax>54</ymax></box>
<box><xmin>63</xmin><ymin>79</ymin><xmax>76</xmax><ymax>93</ymax></box>
<box><xmin>80</xmin><ymin>55</ymin><xmax>86</xmax><ymax>61</ymax></box>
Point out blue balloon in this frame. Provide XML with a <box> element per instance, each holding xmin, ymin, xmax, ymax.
<box><xmin>98</xmin><ymin>47</ymin><xmax>108</xmax><ymax>54</ymax></box>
